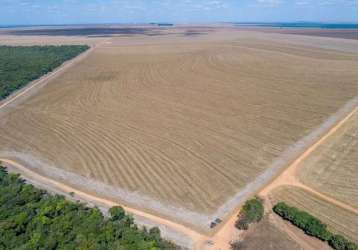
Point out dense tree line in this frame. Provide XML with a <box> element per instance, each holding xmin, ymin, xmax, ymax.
<box><xmin>273</xmin><ymin>202</ymin><xmax>357</xmax><ymax>250</ymax></box>
<box><xmin>0</xmin><ymin>45</ymin><xmax>89</xmax><ymax>100</ymax></box>
<box><xmin>235</xmin><ymin>197</ymin><xmax>264</xmax><ymax>230</ymax></box>
<box><xmin>0</xmin><ymin>165</ymin><xmax>178</xmax><ymax>249</ymax></box>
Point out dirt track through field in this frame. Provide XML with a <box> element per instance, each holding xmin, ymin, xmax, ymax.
<box><xmin>259</xmin><ymin>105</ymin><xmax>358</xmax><ymax>249</ymax></box>
<box><xmin>2</xmin><ymin>30</ymin><xmax>358</xmax><ymax>232</ymax></box>
<box><xmin>260</xmin><ymin>106</ymin><xmax>358</xmax><ymax>213</ymax></box>
<box><xmin>1</xmin><ymin>28</ymin><xmax>358</xmax><ymax>249</ymax></box>
<box><xmin>263</xmin><ymin>197</ymin><xmax>330</xmax><ymax>250</ymax></box>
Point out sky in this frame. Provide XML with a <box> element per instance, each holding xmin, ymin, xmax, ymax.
<box><xmin>1</xmin><ymin>0</ymin><xmax>358</xmax><ymax>25</ymax></box>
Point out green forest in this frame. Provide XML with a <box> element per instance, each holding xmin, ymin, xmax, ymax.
<box><xmin>0</xmin><ymin>45</ymin><xmax>89</xmax><ymax>100</ymax></box>
<box><xmin>0</xmin><ymin>165</ymin><xmax>178</xmax><ymax>250</ymax></box>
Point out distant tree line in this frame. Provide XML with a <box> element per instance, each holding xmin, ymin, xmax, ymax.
<box><xmin>273</xmin><ymin>202</ymin><xmax>357</xmax><ymax>250</ymax></box>
<box><xmin>235</xmin><ymin>197</ymin><xmax>264</xmax><ymax>230</ymax></box>
<box><xmin>0</xmin><ymin>45</ymin><xmax>89</xmax><ymax>101</ymax></box>
<box><xmin>0</xmin><ymin>165</ymin><xmax>178</xmax><ymax>249</ymax></box>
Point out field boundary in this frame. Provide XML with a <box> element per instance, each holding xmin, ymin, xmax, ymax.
<box><xmin>259</xmin><ymin>105</ymin><xmax>358</xmax><ymax>201</ymax></box>
<box><xmin>0</xmin><ymin>158</ymin><xmax>207</xmax><ymax>249</ymax></box>
<box><xmin>0</xmin><ymin>39</ymin><xmax>357</xmax><ymax>249</ymax></box>
<box><xmin>256</xmin><ymin>105</ymin><xmax>358</xmax><ymax>249</ymax></box>
<box><xmin>1</xmin><ymin>99</ymin><xmax>356</xmax><ymax>249</ymax></box>
<box><xmin>211</xmin><ymin>96</ymin><xmax>358</xmax><ymax>233</ymax></box>
<box><xmin>0</xmin><ymin>44</ymin><xmax>94</xmax><ymax>115</ymax></box>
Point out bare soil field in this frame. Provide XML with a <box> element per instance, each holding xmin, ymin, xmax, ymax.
<box><xmin>0</xmin><ymin>27</ymin><xmax>358</xmax><ymax>231</ymax></box>
<box><xmin>298</xmin><ymin>111</ymin><xmax>358</xmax><ymax>208</ymax></box>
<box><xmin>235</xmin><ymin>215</ymin><xmax>302</xmax><ymax>250</ymax></box>
<box><xmin>270</xmin><ymin>186</ymin><xmax>358</xmax><ymax>242</ymax></box>
<box><xmin>258</xmin><ymin>28</ymin><xmax>358</xmax><ymax>40</ymax></box>
<box><xmin>0</xmin><ymin>33</ymin><xmax>104</xmax><ymax>46</ymax></box>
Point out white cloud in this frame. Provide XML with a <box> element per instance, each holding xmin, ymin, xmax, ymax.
<box><xmin>256</xmin><ymin>0</ymin><xmax>283</xmax><ymax>5</ymax></box>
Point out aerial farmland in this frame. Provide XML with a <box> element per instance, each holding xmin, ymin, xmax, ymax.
<box><xmin>0</xmin><ymin>24</ymin><xmax>358</xmax><ymax>249</ymax></box>
<box><xmin>1</xmin><ymin>27</ymin><xmax>358</xmax><ymax>232</ymax></box>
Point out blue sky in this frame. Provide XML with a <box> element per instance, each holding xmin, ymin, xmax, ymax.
<box><xmin>1</xmin><ymin>0</ymin><xmax>358</xmax><ymax>25</ymax></box>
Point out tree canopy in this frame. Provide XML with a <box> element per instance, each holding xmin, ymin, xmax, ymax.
<box><xmin>0</xmin><ymin>45</ymin><xmax>89</xmax><ymax>100</ymax></box>
<box><xmin>0</xmin><ymin>165</ymin><xmax>178</xmax><ymax>250</ymax></box>
<box><xmin>235</xmin><ymin>197</ymin><xmax>264</xmax><ymax>230</ymax></box>
<box><xmin>273</xmin><ymin>202</ymin><xmax>357</xmax><ymax>250</ymax></box>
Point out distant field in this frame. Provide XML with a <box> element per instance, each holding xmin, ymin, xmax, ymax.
<box><xmin>0</xmin><ymin>45</ymin><xmax>88</xmax><ymax>100</ymax></box>
<box><xmin>299</xmin><ymin>111</ymin><xmax>358</xmax><ymax>208</ymax></box>
<box><xmin>250</xmin><ymin>28</ymin><xmax>358</xmax><ymax>40</ymax></box>
<box><xmin>0</xmin><ymin>28</ymin><xmax>358</xmax><ymax>230</ymax></box>
<box><xmin>270</xmin><ymin>186</ymin><xmax>358</xmax><ymax>242</ymax></box>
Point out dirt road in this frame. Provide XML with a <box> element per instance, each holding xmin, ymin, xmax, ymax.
<box><xmin>0</xmin><ymin>33</ymin><xmax>357</xmax><ymax>249</ymax></box>
<box><xmin>0</xmin><ymin>40</ymin><xmax>215</xmax><ymax>249</ymax></box>
<box><xmin>257</xmin><ymin>106</ymin><xmax>358</xmax><ymax>249</ymax></box>
<box><xmin>259</xmin><ymin>106</ymin><xmax>358</xmax><ymax>214</ymax></box>
<box><xmin>0</xmin><ymin>158</ymin><xmax>208</xmax><ymax>249</ymax></box>
<box><xmin>2</xmin><ymin>157</ymin><xmax>243</xmax><ymax>249</ymax></box>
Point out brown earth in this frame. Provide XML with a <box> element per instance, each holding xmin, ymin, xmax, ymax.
<box><xmin>256</xmin><ymin>28</ymin><xmax>358</xmax><ymax>40</ymax></box>
<box><xmin>1</xmin><ymin>27</ymin><xmax>358</xmax><ymax>235</ymax></box>
<box><xmin>269</xmin><ymin>186</ymin><xmax>358</xmax><ymax>242</ymax></box>
<box><xmin>258</xmin><ymin>105</ymin><xmax>358</xmax><ymax>247</ymax></box>
<box><xmin>299</xmin><ymin>111</ymin><xmax>358</xmax><ymax>208</ymax></box>
<box><xmin>236</xmin><ymin>214</ymin><xmax>308</xmax><ymax>250</ymax></box>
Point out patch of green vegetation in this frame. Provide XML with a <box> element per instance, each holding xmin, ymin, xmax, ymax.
<box><xmin>0</xmin><ymin>165</ymin><xmax>178</xmax><ymax>249</ymax></box>
<box><xmin>0</xmin><ymin>45</ymin><xmax>89</xmax><ymax>100</ymax></box>
<box><xmin>235</xmin><ymin>197</ymin><xmax>264</xmax><ymax>230</ymax></box>
<box><xmin>273</xmin><ymin>202</ymin><xmax>357</xmax><ymax>250</ymax></box>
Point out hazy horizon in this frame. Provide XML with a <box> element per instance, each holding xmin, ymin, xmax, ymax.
<box><xmin>1</xmin><ymin>0</ymin><xmax>358</xmax><ymax>26</ymax></box>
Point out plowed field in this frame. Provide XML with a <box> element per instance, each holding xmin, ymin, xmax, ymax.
<box><xmin>1</xmin><ymin>29</ymin><xmax>358</xmax><ymax>230</ymax></box>
<box><xmin>270</xmin><ymin>186</ymin><xmax>358</xmax><ymax>242</ymax></box>
<box><xmin>299</xmin><ymin>111</ymin><xmax>358</xmax><ymax>208</ymax></box>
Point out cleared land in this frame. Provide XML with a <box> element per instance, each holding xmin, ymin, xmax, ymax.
<box><xmin>299</xmin><ymin>111</ymin><xmax>358</xmax><ymax>208</ymax></box>
<box><xmin>0</xmin><ymin>28</ymin><xmax>358</xmax><ymax>230</ymax></box>
<box><xmin>261</xmin><ymin>28</ymin><xmax>358</xmax><ymax>40</ymax></box>
<box><xmin>235</xmin><ymin>215</ymin><xmax>302</xmax><ymax>250</ymax></box>
<box><xmin>270</xmin><ymin>186</ymin><xmax>358</xmax><ymax>242</ymax></box>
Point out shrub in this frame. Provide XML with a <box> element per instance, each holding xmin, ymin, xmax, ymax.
<box><xmin>109</xmin><ymin>206</ymin><xmax>125</xmax><ymax>221</ymax></box>
<box><xmin>329</xmin><ymin>235</ymin><xmax>350</xmax><ymax>250</ymax></box>
<box><xmin>235</xmin><ymin>197</ymin><xmax>264</xmax><ymax>230</ymax></box>
<box><xmin>235</xmin><ymin>216</ymin><xmax>249</xmax><ymax>230</ymax></box>
<box><xmin>231</xmin><ymin>240</ymin><xmax>246</xmax><ymax>250</ymax></box>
